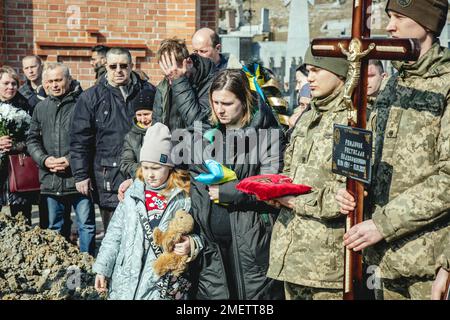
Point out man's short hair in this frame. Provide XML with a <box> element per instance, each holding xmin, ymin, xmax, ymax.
<box><xmin>43</xmin><ymin>62</ymin><xmax>71</xmax><ymax>80</ymax></box>
<box><xmin>369</xmin><ymin>59</ymin><xmax>384</xmax><ymax>74</ymax></box>
<box><xmin>106</xmin><ymin>47</ymin><xmax>132</xmax><ymax>64</ymax></box>
<box><xmin>156</xmin><ymin>38</ymin><xmax>190</xmax><ymax>65</ymax></box>
<box><xmin>22</xmin><ymin>55</ymin><xmax>43</xmax><ymax>66</ymax></box>
<box><xmin>91</xmin><ymin>45</ymin><xmax>110</xmax><ymax>57</ymax></box>
<box><xmin>210</xmin><ymin>32</ymin><xmax>220</xmax><ymax>48</ymax></box>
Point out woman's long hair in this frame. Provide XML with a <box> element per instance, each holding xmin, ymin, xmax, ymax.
<box><xmin>209</xmin><ymin>69</ymin><xmax>255</xmax><ymax>127</ymax></box>
<box><xmin>136</xmin><ymin>166</ymin><xmax>190</xmax><ymax>197</ymax></box>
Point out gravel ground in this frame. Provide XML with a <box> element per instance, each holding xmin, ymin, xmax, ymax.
<box><xmin>0</xmin><ymin>213</ymin><xmax>106</xmax><ymax>300</ymax></box>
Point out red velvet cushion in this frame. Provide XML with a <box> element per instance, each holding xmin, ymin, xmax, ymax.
<box><xmin>236</xmin><ymin>174</ymin><xmax>312</xmax><ymax>201</ymax></box>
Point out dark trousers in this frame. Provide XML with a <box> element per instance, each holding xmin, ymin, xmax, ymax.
<box><xmin>99</xmin><ymin>207</ymin><xmax>114</xmax><ymax>232</ymax></box>
<box><xmin>10</xmin><ymin>203</ymin><xmax>32</xmax><ymax>225</ymax></box>
<box><xmin>217</xmin><ymin>239</ymin><xmax>238</xmax><ymax>300</ymax></box>
<box><xmin>39</xmin><ymin>194</ymin><xmax>49</xmax><ymax>229</ymax></box>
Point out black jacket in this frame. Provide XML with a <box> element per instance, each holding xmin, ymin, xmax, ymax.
<box><xmin>18</xmin><ymin>80</ymin><xmax>47</xmax><ymax>113</ymax></box>
<box><xmin>27</xmin><ymin>82</ymin><xmax>82</xmax><ymax>196</ymax></box>
<box><xmin>153</xmin><ymin>54</ymin><xmax>216</xmax><ymax>131</ymax></box>
<box><xmin>69</xmin><ymin>72</ymin><xmax>156</xmax><ymax>208</ymax></box>
<box><xmin>188</xmin><ymin>98</ymin><xmax>286</xmax><ymax>300</ymax></box>
<box><xmin>0</xmin><ymin>92</ymin><xmax>31</xmax><ymax>196</ymax></box>
<box><xmin>119</xmin><ymin>119</ymin><xmax>147</xmax><ymax>179</ymax></box>
<box><xmin>94</xmin><ymin>66</ymin><xmax>107</xmax><ymax>85</ymax></box>
<box><xmin>3</xmin><ymin>91</ymin><xmax>31</xmax><ymax>115</ymax></box>
<box><xmin>0</xmin><ymin>92</ymin><xmax>31</xmax><ymax>157</ymax></box>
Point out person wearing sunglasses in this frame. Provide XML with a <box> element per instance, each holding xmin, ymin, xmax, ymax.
<box><xmin>70</xmin><ymin>47</ymin><xmax>156</xmax><ymax>236</ymax></box>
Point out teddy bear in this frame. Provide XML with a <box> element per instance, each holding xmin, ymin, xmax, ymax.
<box><xmin>152</xmin><ymin>210</ymin><xmax>194</xmax><ymax>277</ymax></box>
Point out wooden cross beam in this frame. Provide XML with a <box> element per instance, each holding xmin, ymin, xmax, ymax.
<box><xmin>310</xmin><ymin>0</ymin><xmax>420</xmax><ymax>300</ymax></box>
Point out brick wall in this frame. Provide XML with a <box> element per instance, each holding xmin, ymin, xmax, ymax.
<box><xmin>0</xmin><ymin>1</ymin><xmax>5</xmax><ymax>62</ymax></box>
<box><xmin>200</xmin><ymin>0</ymin><xmax>218</xmax><ymax>29</ymax></box>
<box><xmin>1</xmin><ymin>0</ymin><xmax>219</xmax><ymax>89</ymax></box>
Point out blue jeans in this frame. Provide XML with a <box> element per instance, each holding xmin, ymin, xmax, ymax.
<box><xmin>47</xmin><ymin>194</ymin><xmax>96</xmax><ymax>255</ymax></box>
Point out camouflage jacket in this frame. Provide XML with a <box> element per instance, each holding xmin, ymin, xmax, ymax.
<box><xmin>367</xmin><ymin>43</ymin><xmax>450</xmax><ymax>280</ymax></box>
<box><xmin>267</xmin><ymin>89</ymin><xmax>348</xmax><ymax>289</ymax></box>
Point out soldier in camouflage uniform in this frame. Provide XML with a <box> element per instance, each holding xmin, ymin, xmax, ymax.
<box><xmin>336</xmin><ymin>0</ymin><xmax>450</xmax><ymax>300</ymax></box>
<box><xmin>266</xmin><ymin>46</ymin><xmax>349</xmax><ymax>300</ymax></box>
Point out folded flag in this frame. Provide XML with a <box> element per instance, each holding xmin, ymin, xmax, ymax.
<box><xmin>236</xmin><ymin>174</ymin><xmax>312</xmax><ymax>201</ymax></box>
<box><xmin>194</xmin><ymin>159</ymin><xmax>237</xmax><ymax>185</ymax></box>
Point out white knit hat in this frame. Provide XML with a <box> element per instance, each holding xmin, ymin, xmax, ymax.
<box><xmin>139</xmin><ymin>123</ymin><xmax>174</xmax><ymax>167</ymax></box>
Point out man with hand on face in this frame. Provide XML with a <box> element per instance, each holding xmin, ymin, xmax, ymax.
<box><xmin>70</xmin><ymin>48</ymin><xmax>156</xmax><ymax>234</ymax></box>
<box><xmin>152</xmin><ymin>38</ymin><xmax>217</xmax><ymax>131</ymax></box>
<box><xmin>335</xmin><ymin>0</ymin><xmax>450</xmax><ymax>300</ymax></box>
<box><xmin>267</xmin><ymin>46</ymin><xmax>350</xmax><ymax>300</ymax></box>
<box><xmin>27</xmin><ymin>63</ymin><xmax>96</xmax><ymax>255</ymax></box>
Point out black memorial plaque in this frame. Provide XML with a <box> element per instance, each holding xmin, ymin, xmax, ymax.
<box><xmin>332</xmin><ymin>124</ymin><xmax>372</xmax><ymax>184</ymax></box>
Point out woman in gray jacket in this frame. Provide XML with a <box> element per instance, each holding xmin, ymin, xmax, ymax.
<box><xmin>93</xmin><ymin>123</ymin><xmax>202</xmax><ymax>300</ymax></box>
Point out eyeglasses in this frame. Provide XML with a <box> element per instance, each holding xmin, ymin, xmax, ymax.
<box><xmin>108</xmin><ymin>64</ymin><xmax>129</xmax><ymax>70</ymax></box>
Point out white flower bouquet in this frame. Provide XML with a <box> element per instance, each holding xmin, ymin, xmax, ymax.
<box><xmin>0</xmin><ymin>102</ymin><xmax>31</xmax><ymax>142</ymax></box>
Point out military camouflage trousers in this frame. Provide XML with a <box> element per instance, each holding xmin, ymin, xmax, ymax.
<box><xmin>375</xmin><ymin>277</ymin><xmax>434</xmax><ymax>300</ymax></box>
<box><xmin>284</xmin><ymin>282</ymin><xmax>342</xmax><ymax>300</ymax></box>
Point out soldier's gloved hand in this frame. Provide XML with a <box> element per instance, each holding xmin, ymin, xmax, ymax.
<box><xmin>76</xmin><ymin>178</ymin><xmax>92</xmax><ymax>196</ymax></box>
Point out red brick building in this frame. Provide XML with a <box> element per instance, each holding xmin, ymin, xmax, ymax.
<box><xmin>0</xmin><ymin>0</ymin><xmax>219</xmax><ymax>88</ymax></box>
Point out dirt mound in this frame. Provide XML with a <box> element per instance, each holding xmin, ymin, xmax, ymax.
<box><xmin>0</xmin><ymin>213</ymin><xmax>105</xmax><ymax>300</ymax></box>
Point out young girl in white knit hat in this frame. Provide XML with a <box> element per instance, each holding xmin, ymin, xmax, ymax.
<box><xmin>93</xmin><ymin>123</ymin><xmax>202</xmax><ymax>300</ymax></box>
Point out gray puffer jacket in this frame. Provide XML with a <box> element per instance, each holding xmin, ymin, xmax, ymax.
<box><xmin>93</xmin><ymin>179</ymin><xmax>202</xmax><ymax>300</ymax></box>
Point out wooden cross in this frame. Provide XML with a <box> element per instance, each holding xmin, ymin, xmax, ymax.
<box><xmin>310</xmin><ymin>0</ymin><xmax>420</xmax><ymax>300</ymax></box>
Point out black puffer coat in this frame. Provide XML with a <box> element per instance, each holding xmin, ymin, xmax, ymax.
<box><xmin>153</xmin><ymin>54</ymin><xmax>216</xmax><ymax>131</ymax></box>
<box><xmin>188</xmin><ymin>97</ymin><xmax>286</xmax><ymax>300</ymax></box>
<box><xmin>18</xmin><ymin>80</ymin><xmax>47</xmax><ymax>113</ymax></box>
<box><xmin>0</xmin><ymin>92</ymin><xmax>33</xmax><ymax>206</ymax></box>
<box><xmin>27</xmin><ymin>82</ymin><xmax>82</xmax><ymax>196</ymax></box>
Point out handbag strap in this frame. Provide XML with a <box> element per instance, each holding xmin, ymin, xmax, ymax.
<box><xmin>19</xmin><ymin>153</ymin><xmax>25</xmax><ymax>166</ymax></box>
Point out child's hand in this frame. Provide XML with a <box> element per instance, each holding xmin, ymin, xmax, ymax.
<box><xmin>95</xmin><ymin>274</ymin><xmax>108</xmax><ymax>293</ymax></box>
<box><xmin>174</xmin><ymin>235</ymin><xmax>191</xmax><ymax>256</ymax></box>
